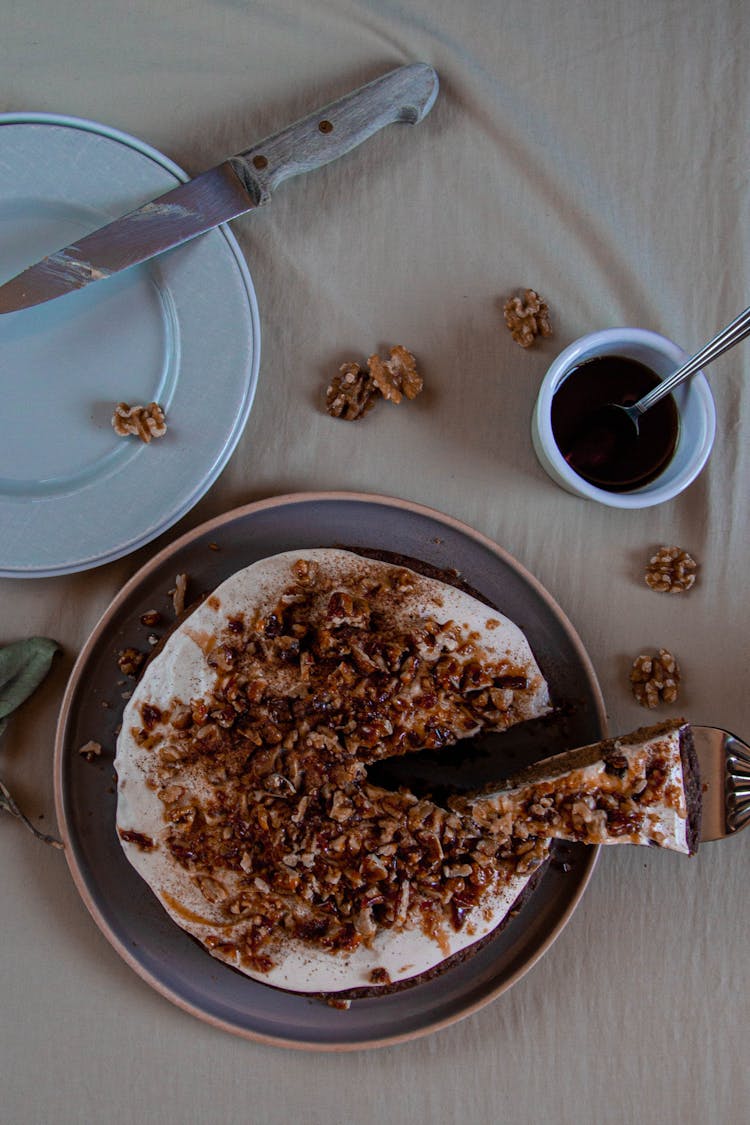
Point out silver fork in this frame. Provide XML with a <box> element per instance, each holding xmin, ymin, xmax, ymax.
<box><xmin>693</xmin><ymin>725</ymin><xmax>750</xmax><ymax>841</ymax></box>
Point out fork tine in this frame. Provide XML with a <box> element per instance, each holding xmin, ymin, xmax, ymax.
<box><xmin>694</xmin><ymin>726</ymin><xmax>750</xmax><ymax>839</ymax></box>
<box><xmin>726</xmin><ymin>733</ymin><xmax>750</xmax><ymax>833</ymax></box>
<box><xmin>692</xmin><ymin>726</ymin><xmax>728</xmax><ymax>841</ymax></box>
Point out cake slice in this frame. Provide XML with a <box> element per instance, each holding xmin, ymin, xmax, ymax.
<box><xmin>454</xmin><ymin>719</ymin><xmax>701</xmax><ymax>856</ymax></box>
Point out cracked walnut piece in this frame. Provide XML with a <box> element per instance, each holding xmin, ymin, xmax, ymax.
<box><xmin>112</xmin><ymin>402</ymin><xmax>167</xmax><ymax>443</ymax></box>
<box><xmin>645</xmin><ymin>546</ymin><xmax>697</xmax><ymax>593</ymax></box>
<box><xmin>326</xmin><ymin>362</ymin><xmax>378</xmax><ymax>421</ymax></box>
<box><xmin>631</xmin><ymin>649</ymin><xmax>681</xmax><ymax>708</ymax></box>
<box><xmin>368</xmin><ymin>345</ymin><xmax>423</xmax><ymax>405</ymax></box>
<box><xmin>326</xmin><ymin>347</ymin><xmax>423</xmax><ymax>420</ymax></box>
<box><xmin>503</xmin><ymin>289</ymin><xmax>553</xmax><ymax>348</ymax></box>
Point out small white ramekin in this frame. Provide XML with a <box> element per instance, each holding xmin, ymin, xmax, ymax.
<box><xmin>531</xmin><ymin>328</ymin><xmax>716</xmax><ymax>509</ymax></box>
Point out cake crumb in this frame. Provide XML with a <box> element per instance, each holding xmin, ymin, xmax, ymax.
<box><xmin>78</xmin><ymin>740</ymin><xmax>102</xmax><ymax>761</ymax></box>
<box><xmin>325</xmin><ymin>997</ymin><xmax>352</xmax><ymax>1010</ymax></box>
<box><xmin>117</xmin><ymin>647</ymin><xmax>145</xmax><ymax>677</ymax></box>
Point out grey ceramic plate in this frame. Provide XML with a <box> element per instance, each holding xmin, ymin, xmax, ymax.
<box><xmin>55</xmin><ymin>492</ymin><xmax>606</xmax><ymax>1050</ymax></box>
<box><xmin>0</xmin><ymin>114</ymin><xmax>260</xmax><ymax>577</ymax></box>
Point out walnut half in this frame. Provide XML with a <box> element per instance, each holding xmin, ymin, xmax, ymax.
<box><xmin>630</xmin><ymin>649</ymin><xmax>681</xmax><ymax>708</ymax></box>
<box><xmin>368</xmin><ymin>346</ymin><xmax>423</xmax><ymax>405</ymax></box>
<box><xmin>112</xmin><ymin>402</ymin><xmax>167</xmax><ymax>444</ymax></box>
<box><xmin>503</xmin><ymin>289</ymin><xmax>553</xmax><ymax>348</ymax></box>
<box><xmin>326</xmin><ymin>362</ymin><xmax>378</xmax><ymax>421</ymax></box>
<box><xmin>644</xmin><ymin>546</ymin><xmax>697</xmax><ymax>593</ymax></box>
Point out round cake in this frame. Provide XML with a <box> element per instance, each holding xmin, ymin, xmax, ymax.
<box><xmin>114</xmin><ymin>548</ymin><xmax>553</xmax><ymax>995</ymax></box>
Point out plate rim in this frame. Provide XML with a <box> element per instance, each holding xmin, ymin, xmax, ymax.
<box><xmin>54</xmin><ymin>490</ymin><xmax>606</xmax><ymax>1051</ymax></box>
<box><xmin>0</xmin><ymin>111</ymin><xmax>261</xmax><ymax>579</ymax></box>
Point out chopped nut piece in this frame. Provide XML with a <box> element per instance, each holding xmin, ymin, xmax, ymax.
<box><xmin>368</xmin><ymin>346</ymin><xmax>423</xmax><ymax>405</ymax></box>
<box><xmin>326</xmin><ymin>362</ymin><xmax>378</xmax><ymax>421</ymax></box>
<box><xmin>630</xmin><ymin>649</ymin><xmax>681</xmax><ymax>708</ymax></box>
<box><xmin>117</xmin><ymin>647</ymin><xmax>145</xmax><ymax>677</ymax></box>
<box><xmin>111</xmin><ymin>402</ymin><xmax>167</xmax><ymax>443</ymax></box>
<box><xmin>503</xmin><ymin>288</ymin><xmax>553</xmax><ymax>348</ymax></box>
<box><xmin>172</xmin><ymin>573</ymin><xmax>188</xmax><ymax>617</ymax></box>
<box><xmin>78</xmin><ymin>740</ymin><xmax>102</xmax><ymax>761</ymax></box>
<box><xmin>644</xmin><ymin>546</ymin><xmax>697</xmax><ymax>593</ymax></box>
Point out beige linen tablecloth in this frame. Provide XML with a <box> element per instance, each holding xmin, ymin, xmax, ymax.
<box><xmin>1</xmin><ymin>1</ymin><xmax>748</xmax><ymax>1122</ymax></box>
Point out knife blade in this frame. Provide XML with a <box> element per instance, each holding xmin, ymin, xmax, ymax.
<box><xmin>0</xmin><ymin>63</ymin><xmax>438</xmax><ymax>313</ymax></box>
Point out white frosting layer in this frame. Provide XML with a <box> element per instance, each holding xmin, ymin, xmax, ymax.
<box><xmin>115</xmin><ymin>549</ymin><xmax>550</xmax><ymax>993</ymax></box>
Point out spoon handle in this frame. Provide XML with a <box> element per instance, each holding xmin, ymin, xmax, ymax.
<box><xmin>633</xmin><ymin>304</ymin><xmax>750</xmax><ymax>417</ymax></box>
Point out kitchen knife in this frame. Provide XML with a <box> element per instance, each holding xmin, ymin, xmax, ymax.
<box><xmin>0</xmin><ymin>63</ymin><xmax>438</xmax><ymax>313</ymax></box>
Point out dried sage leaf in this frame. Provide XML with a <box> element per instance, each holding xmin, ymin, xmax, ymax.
<box><xmin>0</xmin><ymin>637</ymin><xmax>61</xmax><ymax>734</ymax></box>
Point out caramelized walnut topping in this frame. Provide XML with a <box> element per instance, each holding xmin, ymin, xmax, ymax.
<box><xmin>369</xmin><ymin>967</ymin><xmax>392</xmax><ymax>985</ymax></box>
<box><xmin>631</xmin><ymin>649</ymin><xmax>681</xmax><ymax>708</ymax></box>
<box><xmin>112</xmin><ymin>402</ymin><xmax>167</xmax><ymax>443</ymax></box>
<box><xmin>603</xmin><ymin>753</ymin><xmax>629</xmax><ymax>778</ymax></box>
<box><xmin>503</xmin><ymin>289</ymin><xmax>553</xmax><ymax>348</ymax></box>
<box><xmin>644</xmin><ymin>546</ymin><xmax>697</xmax><ymax>593</ymax></box>
<box><xmin>135</xmin><ymin>556</ymin><xmax>547</xmax><ymax>968</ymax></box>
<box><xmin>118</xmin><ymin>828</ymin><xmax>156</xmax><ymax>850</ymax></box>
<box><xmin>292</xmin><ymin>557</ymin><xmax>317</xmax><ymax>585</ymax></box>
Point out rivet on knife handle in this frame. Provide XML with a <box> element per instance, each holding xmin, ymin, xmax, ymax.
<box><xmin>230</xmin><ymin>62</ymin><xmax>439</xmax><ymax>205</ymax></box>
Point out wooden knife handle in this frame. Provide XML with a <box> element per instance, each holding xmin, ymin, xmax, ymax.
<box><xmin>230</xmin><ymin>63</ymin><xmax>439</xmax><ymax>204</ymax></box>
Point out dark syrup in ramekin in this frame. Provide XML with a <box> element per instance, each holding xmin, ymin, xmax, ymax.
<box><xmin>551</xmin><ymin>356</ymin><xmax>679</xmax><ymax>491</ymax></box>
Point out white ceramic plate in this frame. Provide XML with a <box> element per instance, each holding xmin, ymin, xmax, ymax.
<box><xmin>0</xmin><ymin>114</ymin><xmax>260</xmax><ymax>577</ymax></box>
<box><xmin>55</xmin><ymin>492</ymin><xmax>606</xmax><ymax>1050</ymax></box>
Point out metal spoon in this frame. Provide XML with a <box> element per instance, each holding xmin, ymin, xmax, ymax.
<box><xmin>604</xmin><ymin>303</ymin><xmax>750</xmax><ymax>437</ymax></box>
